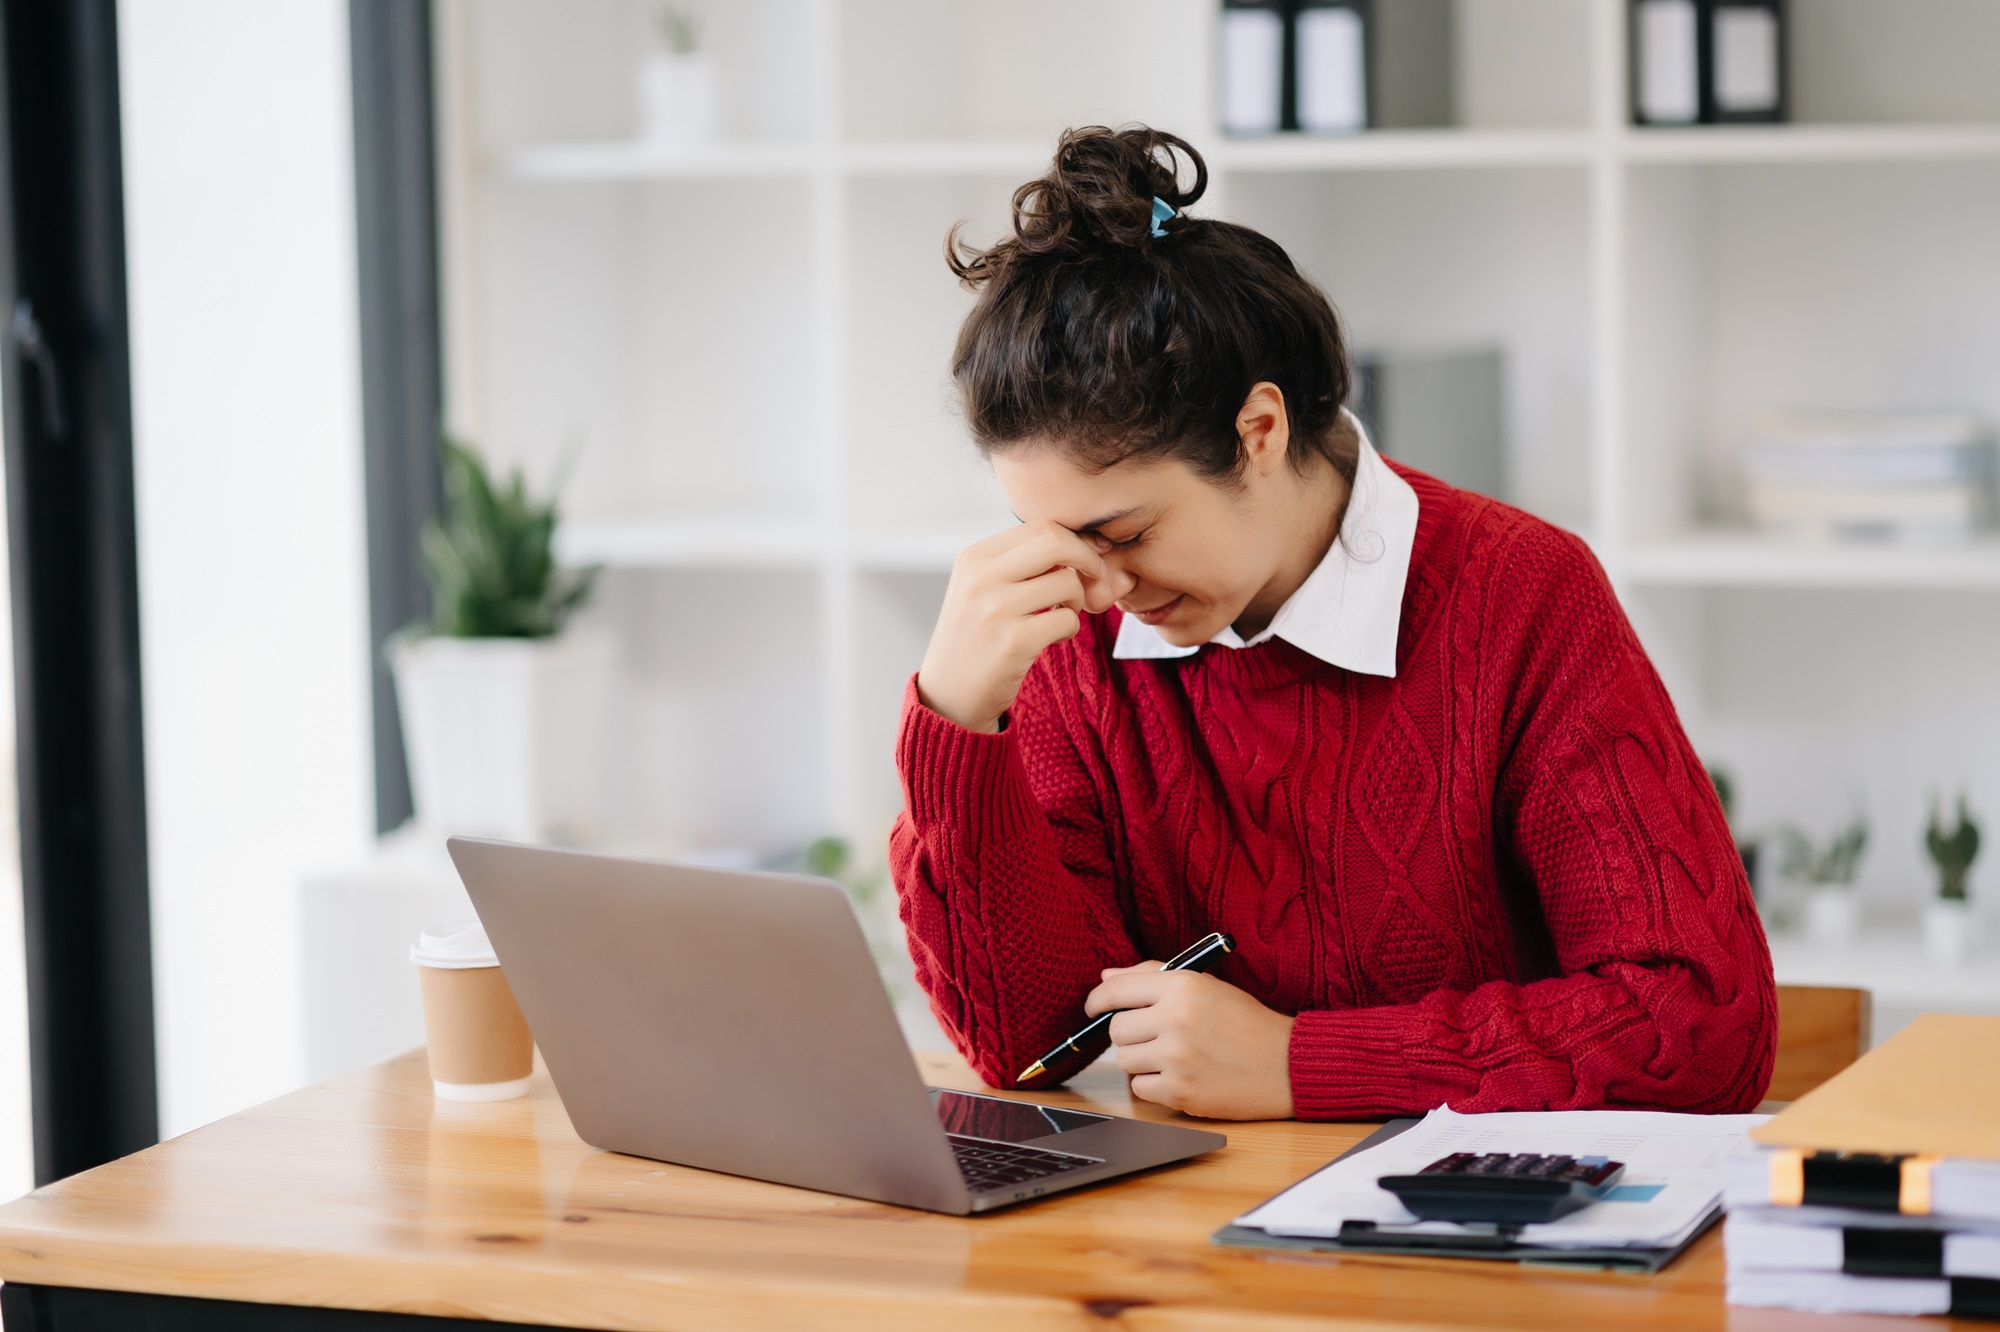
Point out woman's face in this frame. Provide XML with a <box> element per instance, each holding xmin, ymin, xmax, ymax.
<box><xmin>991</xmin><ymin>432</ymin><xmax>1313</xmax><ymax>649</ymax></box>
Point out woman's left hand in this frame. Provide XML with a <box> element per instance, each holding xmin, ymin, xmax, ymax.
<box><xmin>1086</xmin><ymin>963</ymin><xmax>1296</xmax><ymax>1120</ymax></box>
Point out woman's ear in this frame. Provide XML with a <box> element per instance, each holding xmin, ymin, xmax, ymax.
<box><xmin>1236</xmin><ymin>382</ymin><xmax>1291</xmax><ymax>477</ymax></box>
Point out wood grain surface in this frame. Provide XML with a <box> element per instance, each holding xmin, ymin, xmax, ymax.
<box><xmin>0</xmin><ymin>1048</ymin><xmax>1975</xmax><ymax>1330</ymax></box>
<box><xmin>1771</xmin><ymin>985</ymin><xmax>1872</xmax><ymax>1102</ymax></box>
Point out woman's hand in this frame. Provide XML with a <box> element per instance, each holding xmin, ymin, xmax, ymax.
<box><xmin>1087</xmin><ymin>963</ymin><xmax>1296</xmax><ymax>1120</ymax></box>
<box><xmin>917</xmin><ymin>520</ymin><xmax>1107</xmax><ymax>733</ymax></box>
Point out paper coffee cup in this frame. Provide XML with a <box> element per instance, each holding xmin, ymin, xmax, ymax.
<box><xmin>411</xmin><ymin>921</ymin><xmax>535</xmax><ymax>1102</ymax></box>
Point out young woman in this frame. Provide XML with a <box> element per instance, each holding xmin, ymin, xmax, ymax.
<box><xmin>890</xmin><ymin>126</ymin><xmax>1775</xmax><ymax>1122</ymax></box>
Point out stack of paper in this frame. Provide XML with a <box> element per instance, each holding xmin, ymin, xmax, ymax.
<box><xmin>1233</xmin><ymin>1107</ymin><xmax>1765</xmax><ymax>1263</ymax></box>
<box><xmin>1723</xmin><ymin>1014</ymin><xmax>2000</xmax><ymax>1320</ymax></box>
<box><xmin>1744</xmin><ymin>410</ymin><xmax>1995</xmax><ymax>542</ymax></box>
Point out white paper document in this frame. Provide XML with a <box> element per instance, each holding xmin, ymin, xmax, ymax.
<box><xmin>1728</xmin><ymin>1270</ymin><xmax>1952</xmax><ymax>1316</ymax></box>
<box><xmin>1236</xmin><ymin>1107</ymin><xmax>1768</xmax><ymax>1249</ymax></box>
<box><xmin>1726</xmin><ymin>1210</ymin><xmax>2000</xmax><ymax>1278</ymax></box>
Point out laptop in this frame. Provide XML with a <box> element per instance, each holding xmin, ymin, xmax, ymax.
<box><xmin>445</xmin><ymin>837</ymin><xmax>1226</xmax><ymax>1215</ymax></box>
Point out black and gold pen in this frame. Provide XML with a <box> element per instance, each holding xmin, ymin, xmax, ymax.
<box><xmin>1016</xmin><ymin>932</ymin><xmax>1235</xmax><ymax>1083</ymax></box>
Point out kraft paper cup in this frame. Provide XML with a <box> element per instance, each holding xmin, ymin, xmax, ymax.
<box><xmin>411</xmin><ymin>921</ymin><xmax>535</xmax><ymax>1102</ymax></box>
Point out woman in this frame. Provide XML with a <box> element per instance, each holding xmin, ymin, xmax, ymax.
<box><xmin>890</xmin><ymin>126</ymin><xmax>1775</xmax><ymax>1121</ymax></box>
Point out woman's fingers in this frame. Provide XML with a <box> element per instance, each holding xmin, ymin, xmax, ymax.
<box><xmin>998</xmin><ymin>565</ymin><xmax>1088</xmax><ymax>616</ymax></box>
<box><xmin>1014</xmin><ymin>606</ymin><xmax>1082</xmax><ymax>656</ymax></box>
<box><xmin>1127</xmin><ymin>1073</ymin><xmax>1181</xmax><ymax>1110</ymax></box>
<box><xmin>1101</xmin><ymin>960</ymin><xmax>1166</xmax><ymax>979</ymax></box>
<box><xmin>1084</xmin><ymin>968</ymin><xmax>1175</xmax><ymax>1017</ymax></box>
<box><xmin>917</xmin><ymin>519</ymin><xmax>1110</xmax><ymax>732</ymax></box>
<box><xmin>983</xmin><ymin>519</ymin><xmax>1108</xmax><ymax>584</ymax></box>
<box><xmin>1112</xmin><ymin>1034</ymin><xmax>1166</xmax><ymax>1076</ymax></box>
<box><xmin>1106</xmin><ymin>1004</ymin><xmax>1163</xmax><ymax>1047</ymax></box>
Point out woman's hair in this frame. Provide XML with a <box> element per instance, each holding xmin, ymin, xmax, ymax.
<box><xmin>948</xmin><ymin>125</ymin><xmax>1355</xmax><ymax>484</ymax></box>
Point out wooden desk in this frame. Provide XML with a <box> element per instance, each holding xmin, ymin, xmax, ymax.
<box><xmin>0</xmin><ymin>1049</ymin><xmax>1974</xmax><ymax>1330</ymax></box>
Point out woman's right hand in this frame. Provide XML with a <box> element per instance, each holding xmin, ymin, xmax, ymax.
<box><xmin>916</xmin><ymin>520</ymin><xmax>1108</xmax><ymax>733</ymax></box>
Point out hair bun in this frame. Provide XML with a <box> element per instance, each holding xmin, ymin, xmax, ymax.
<box><xmin>949</xmin><ymin>126</ymin><xmax>1209</xmax><ymax>285</ymax></box>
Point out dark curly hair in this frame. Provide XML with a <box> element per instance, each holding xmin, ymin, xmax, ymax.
<box><xmin>948</xmin><ymin>125</ymin><xmax>1356</xmax><ymax>485</ymax></box>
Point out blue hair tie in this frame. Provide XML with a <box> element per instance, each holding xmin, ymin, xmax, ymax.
<box><xmin>1151</xmin><ymin>195</ymin><xmax>1176</xmax><ymax>238</ymax></box>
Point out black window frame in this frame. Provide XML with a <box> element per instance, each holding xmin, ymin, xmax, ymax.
<box><xmin>0</xmin><ymin>0</ymin><xmax>158</xmax><ymax>1185</ymax></box>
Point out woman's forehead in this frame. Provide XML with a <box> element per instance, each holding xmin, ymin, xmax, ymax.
<box><xmin>993</xmin><ymin>444</ymin><xmax>1192</xmax><ymax>527</ymax></box>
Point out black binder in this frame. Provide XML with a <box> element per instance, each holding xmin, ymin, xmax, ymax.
<box><xmin>1703</xmin><ymin>0</ymin><xmax>1786</xmax><ymax>124</ymax></box>
<box><xmin>1631</xmin><ymin>0</ymin><xmax>1786</xmax><ymax>127</ymax></box>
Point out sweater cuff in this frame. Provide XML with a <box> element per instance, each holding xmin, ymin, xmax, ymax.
<box><xmin>896</xmin><ymin>676</ymin><xmax>1039</xmax><ymax>839</ymax></box>
<box><xmin>1289</xmin><ymin>1007</ymin><xmax>1473</xmax><ymax>1120</ymax></box>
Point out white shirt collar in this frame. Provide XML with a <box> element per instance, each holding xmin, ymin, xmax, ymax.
<box><xmin>1110</xmin><ymin>418</ymin><xmax>1419</xmax><ymax>678</ymax></box>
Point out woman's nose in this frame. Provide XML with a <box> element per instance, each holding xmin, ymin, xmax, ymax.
<box><xmin>1082</xmin><ymin>563</ymin><xmax>1133</xmax><ymax>614</ymax></box>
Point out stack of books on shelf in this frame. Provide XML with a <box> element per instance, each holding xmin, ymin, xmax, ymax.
<box><xmin>1724</xmin><ymin>1014</ymin><xmax>2000</xmax><ymax>1320</ymax></box>
<box><xmin>1745</xmin><ymin>410</ymin><xmax>1996</xmax><ymax>543</ymax></box>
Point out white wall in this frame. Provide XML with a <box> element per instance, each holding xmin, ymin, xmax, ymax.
<box><xmin>120</xmin><ymin>0</ymin><xmax>374</xmax><ymax>1137</ymax></box>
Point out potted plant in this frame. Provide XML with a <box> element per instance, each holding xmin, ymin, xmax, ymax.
<box><xmin>1923</xmin><ymin>793</ymin><xmax>1980</xmax><ymax>964</ymax></box>
<box><xmin>391</xmin><ymin>440</ymin><xmax>608</xmax><ymax>843</ymax></box>
<box><xmin>804</xmin><ymin>835</ymin><xmax>920</xmax><ymax>1029</ymax></box>
<box><xmin>1707</xmin><ymin>766</ymin><xmax>1759</xmax><ymax>899</ymax></box>
<box><xmin>637</xmin><ymin>6</ymin><xmax>714</xmax><ymax>146</ymax></box>
<box><xmin>1777</xmin><ymin>814</ymin><xmax>1868</xmax><ymax>945</ymax></box>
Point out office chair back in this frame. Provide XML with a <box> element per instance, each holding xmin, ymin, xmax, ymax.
<box><xmin>1770</xmin><ymin>984</ymin><xmax>1871</xmax><ymax>1102</ymax></box>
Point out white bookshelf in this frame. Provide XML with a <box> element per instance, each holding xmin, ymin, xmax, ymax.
<box><xmin>1769</xmin><ymin>929</ymin><xmax>2000</xmax><ymax>1048</ymax></box>
<box><xmin>1622</xmin><ymin>536</ymin><xmax>2000</xmax><ymax>589</ymax></box>
<box><xmin>554</xmin><ymin>512</ymin><xmax>828</xmax><ymax>569</ymax></box>
<box><xmin>505</xmin><ymin>139</ymin><xmax>817</xmax><ymax>181</ymax></box>
<box><xmin>554</xmin><ymin>513</ymin><xmax>994</xmax><ymax>573</ymax></box>
<box><xmin>435</xmin><ymin>0</ymin><xmax>2000</xmax><ymax>969</ymax></box>
<box><xmin>500</xmin><ymin>122</ymin><xmax>2000</xmax><ymax>186</ymax></box>
<box><xmin>1618</xmin><ymin>122</ymin><xmax>2000</xmax><ymax>165</ymax></box>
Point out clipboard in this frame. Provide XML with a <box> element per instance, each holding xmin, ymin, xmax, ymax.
<box><xmin>1211</xmin><ymin>1119</ymin><xmax>1720</xmax><ymax>1273</ymax></box>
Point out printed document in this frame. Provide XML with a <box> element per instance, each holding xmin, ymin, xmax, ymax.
<box><xmin>1236</xmin><ymin>1107</ymin><xmax>1769</xmax><ymax>1249</ymax></box>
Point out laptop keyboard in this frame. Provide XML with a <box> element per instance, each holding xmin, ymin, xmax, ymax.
<box><xmin>948</xmin><ymin>1135</ymin><xmax>1102</xmax><ymax>1193</ymax></box>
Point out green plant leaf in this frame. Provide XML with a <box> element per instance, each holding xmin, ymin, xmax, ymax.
<box><xmin>805</xmin><ymin>836</ymin><xmax>851</xmax><ymax>881</ymax></box>
<box><xmin>422</xmin><ymin>438</ymin><xmax>601</xmax><ymax>639</ymax></box>
<box><xmin>1708</xmin><ymin>766</ymin><xmax>1735</xmax><ymax>826</ymax></box>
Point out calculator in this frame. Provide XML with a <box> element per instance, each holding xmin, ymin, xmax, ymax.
<box><xmin>1377</xmin><ymin>1152</ymin><xmax>1627</xmax><ymax>1225</ymax></box>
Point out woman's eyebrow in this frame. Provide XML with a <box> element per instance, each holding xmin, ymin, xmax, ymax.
<box><xmin>1008</xmin><ymin>506</ymin><xmax>1146</xmax><ymax>534</ymax></box>
<box><xmin>1068</xmin><ymin>506</ymin><xmax>1145</xmax><ymax>535</ymax></box>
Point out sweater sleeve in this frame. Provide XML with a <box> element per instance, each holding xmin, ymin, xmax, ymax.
<box><xmin>889</xmin><ymin>656</ymin><xmax>1140</xmax><ymax>1090</ymax></box>
<box><xmin>1288</xmin><ymin>528</ymin><xmax>1778</xmax><ymax>1118</ymax></box>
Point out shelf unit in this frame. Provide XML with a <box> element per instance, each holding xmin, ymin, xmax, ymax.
<box><xmin>1769</xmin><ymin>929</ymin><xmax>2000</xmax><ymax>1047</ymax></box>
<box><xmin>554</xmin><ymin>513</ymin><xmax>996</xmax><ymax>573</ymax></box>
<box><xmin>437</xmin><ymin>0</ymin><xmax>2000</xmax><ymax>945</ymax></box>
<box><xmin>504</xmin><ymin>121</ymin><xmax>2000</xmax><ymax>183</ymax></box>
<box><xmin>1622</xmin><ymin>536</ymin><xmax>2000</xmax><ymax>589</ymax></box>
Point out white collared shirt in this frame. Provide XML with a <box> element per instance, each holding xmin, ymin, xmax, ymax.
<box><xmin>1110</xmin><ymin>421</ymin><xmax>1419</xmax><ymax>678</ymax></box>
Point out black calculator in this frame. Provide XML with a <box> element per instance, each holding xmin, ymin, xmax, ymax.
<box><xmin>1377</xmin><ymin>1152</ymin><xmax>1626</xmax><ymax>1224</ymax></box>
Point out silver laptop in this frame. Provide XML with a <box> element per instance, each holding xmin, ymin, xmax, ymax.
<box><xmin>446</xmin><ymin>837</ymin><xmax>1225</xmax><ymax>1215</ymax></box>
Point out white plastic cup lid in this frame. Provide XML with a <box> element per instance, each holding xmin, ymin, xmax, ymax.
<box><xmin>410</xmin><ymin>920</ymin><xmax>499</xmax><ymax>969</ymax></box>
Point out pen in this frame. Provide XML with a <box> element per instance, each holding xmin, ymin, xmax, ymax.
<box><xmin>1016</xmin><ymin>932</ymin><xmax>1235</xmax><ymax>1083</ymax></box>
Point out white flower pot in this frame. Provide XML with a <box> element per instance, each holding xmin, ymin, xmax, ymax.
<box><xmin>1804</xmin><ymin>888</ymin><xmax>1858</xmax><ymax>945</ymax></box>
<box><xmin>391</xmin><ymin>630</ymin><xmax>615</xmax><ymax>844</ymax></box>
<box><xmin>1922</xmin><ymin>899</ymin><xmax>1972</xmax><ymax>965</ymax></box>
<box><xmin>637</xmin><ymin>52</ymin><xmax>714</xmax><ymax>145</ymax></box>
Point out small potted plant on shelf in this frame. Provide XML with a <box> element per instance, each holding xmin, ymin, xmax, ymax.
<box><xmin>391</xmin><ymin>439</ymin><xmax>609</xmax><ymax>844</ymax></box>
<box><xmin>637</xmin><ymin>5</ymin><xmax>714</xmax><ymax>146</ymax></box>
<box><xmin>804</xmin><ymin>835</ymin><xmax>908</xmax><ymax>1003</ymax></box>
<box><xmin>1777</xmin><ymin>813</ymin><xmax>1869</xmax><ymax>945</ymax></box>
<box><xmin>1923</xmin><ymin>793</ymin><xmax>1980</xmax><ymax>964</ymax></box>
<box><xmin>1708</xmin><ymin>765</ymin><xmax>1759</xmax><ymax>898</ymax></box>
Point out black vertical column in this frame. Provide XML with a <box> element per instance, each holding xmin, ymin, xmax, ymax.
<box><xmin>351</xmin><ymin>0</ymin><xmax>444</xmax><ymax>835</ymax></box>
<box><xmin>0</xmin><ymin>0</ymin><xmax>158</xmax><ymax>1183</ymax></box>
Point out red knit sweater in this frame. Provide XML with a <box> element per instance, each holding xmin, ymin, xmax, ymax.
<box><xmin>890</xmin><ymin>466</ymin><xmax>1777</xmax><ymax>1118</ymax></box>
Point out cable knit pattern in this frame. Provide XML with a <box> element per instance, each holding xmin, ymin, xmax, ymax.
<box><xmin>890</xmin><ymin>466</ymin><xmax>1776</xmax><ymax>1118</ymax></box>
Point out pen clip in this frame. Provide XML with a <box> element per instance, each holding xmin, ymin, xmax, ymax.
<box><xmin>1163</xmin><ymin>932</ymin><xmax>1228</xmax><ymax>969</ymax></box>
